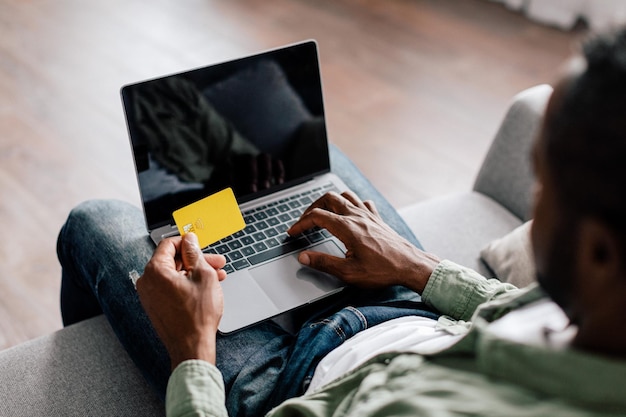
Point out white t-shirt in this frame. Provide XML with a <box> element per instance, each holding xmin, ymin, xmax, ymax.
<box><xmin>306</xmin><ymin>315</ymin><xmax>462</xmax><ymax>393</ymax></box>
<box><xmin>306</xmin><ymin>299</ymin><xmax>575</xmax><ymax>394</ymax></box>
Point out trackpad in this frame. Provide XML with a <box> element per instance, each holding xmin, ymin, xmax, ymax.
<box><xmin>249</xmin><ymin>241</ymin><xmax>345</xmax><ymax>311</ymax></box>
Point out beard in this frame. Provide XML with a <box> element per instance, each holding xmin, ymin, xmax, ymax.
<box><xmin>535</xmin><ymin>216</ymin><xmax>580</xmax><ymax>323</ymax></box>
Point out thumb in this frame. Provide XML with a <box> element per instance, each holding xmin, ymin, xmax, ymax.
<box><xmin>298</xmin><ymin>251</ymin><xmax>344</xmax><ymax>277</ymax></box>
<box><xmin>181</xmin><ymin>233</ymin><xmax>205</xmax><ymax>275</ymax></box>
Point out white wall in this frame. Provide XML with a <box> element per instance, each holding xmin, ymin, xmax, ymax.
<box><xmin>491</xmin><ymin>0</ymin><xmax>626</xmax><ymax>31</ymax></box>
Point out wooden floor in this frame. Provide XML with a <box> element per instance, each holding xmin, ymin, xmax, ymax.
<box><xmin>0</xmin><ymin>0</ymin><xmax>582</xmax><ymax>350</ymax></box>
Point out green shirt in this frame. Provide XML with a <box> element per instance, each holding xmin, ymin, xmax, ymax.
<box><xmin>166</xmin><ymin>260</ymin><xmax>626</xmax><ymax>416</ymax></box>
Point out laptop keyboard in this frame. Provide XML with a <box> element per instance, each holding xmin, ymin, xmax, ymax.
<box><xmin>203</xmin><ymin>183</ymin><xmax>338</xmax><ymax>274</ymax></box>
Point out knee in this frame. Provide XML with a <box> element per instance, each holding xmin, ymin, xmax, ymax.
<box><xmin>57</xmin><ymin>199</ymin><xmax>142</xmax><ymax>253</ymax></box>
<box><xmin>71</xmin><ymin>199</ymin><xmax>133</xmax><ymax>219</ymax></box>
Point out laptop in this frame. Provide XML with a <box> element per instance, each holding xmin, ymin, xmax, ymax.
<box><xmin>121</xmin><ymin>40</ymin><xmax>349</xmax><ymax>333</ymax></box>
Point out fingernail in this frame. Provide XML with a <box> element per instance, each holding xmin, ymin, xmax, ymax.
<box><xmin>299</xmin><ymin>252</ymin><xmax>310</xmax><ymax>266</ymax></box>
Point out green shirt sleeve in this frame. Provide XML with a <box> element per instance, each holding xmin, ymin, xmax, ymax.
<box><xmin>421</xmin><ymin>259</ymin><xmax>520</xmax><ymax>321</ymax></box>
<box><xmin>166</xmin><ymin>360</ymin><xmax>228</xmax><ymax>417</ymax></box>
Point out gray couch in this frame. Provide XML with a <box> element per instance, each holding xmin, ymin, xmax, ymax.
<box><xmin>0</xmin><ymin>85</ymin><xmax>552</xmax><ymax>416</ymax></box>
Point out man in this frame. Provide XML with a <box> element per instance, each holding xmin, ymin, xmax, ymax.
<box><xmin>59</xmin><ymin>29</ymin><xmax>626</xmax><ymax>416</ymax></box>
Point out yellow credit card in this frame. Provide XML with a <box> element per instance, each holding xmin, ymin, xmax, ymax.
<box><xmin>172</xmin><ymin>188</ymin><xmax>245</xmax><ymax>248</ymax></box>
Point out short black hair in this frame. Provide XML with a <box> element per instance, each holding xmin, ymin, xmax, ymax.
<box><xmin>544</xmin><ymin>27</ymin><xmax>626</xmax><ymax>240</ymax></box>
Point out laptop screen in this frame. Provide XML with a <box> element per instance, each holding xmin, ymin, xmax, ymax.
<box><xmin>121</xmin><ymin>41</ymin><xmax>331</xmax><ymax>229</ymax></box>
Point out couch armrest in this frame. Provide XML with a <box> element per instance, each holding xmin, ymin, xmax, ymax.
<box><xmin>473</xmin><ymin>84</ymin><xmax>553</xmax><ymax>221</ymax></box>
<box><xmin>0</xmin><ymin>315</ymin><xmax>164</xmax><ymax>416</ymax></box>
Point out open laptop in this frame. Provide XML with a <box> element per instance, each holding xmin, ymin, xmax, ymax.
<box><xmin>121</xmin><ymin>40</ymin><xmax>348</xmax><ymax>333</ymax></box>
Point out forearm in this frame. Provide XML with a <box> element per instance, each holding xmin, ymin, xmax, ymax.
<box><xmin>421</xmin><ymin>260</ymin><xmax>520</xmax><ymax>321</ymax></box>
<box><xmin>166</xmin><ymin>360</ymin><xmax>228</xmax><ymax>417</ymax></box>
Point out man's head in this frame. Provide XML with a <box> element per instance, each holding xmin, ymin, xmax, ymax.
<box><xmin>532</xmin><ymin>28</ymin><xmax>626</xmax><ymax>333</ymax></box>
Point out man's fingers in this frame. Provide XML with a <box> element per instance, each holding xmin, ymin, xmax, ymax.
<box><xmin>341</xmin><ymin>190</ymin><xmax>367</xmax><ymax>210</ymax></box>
<box><xmin>138</xmin><ymin>236</ymin><xmax>181</xmax><ymax>284</ymax></box>
<box><xmin>364</xmin><ymin>199</ymin><xmax>379</xmax><ymax>217</ymax></box>
<box><xmin>341</xmin><ymin>191</ymin><xmax>379</xmax><ymax>217</ymax></box>
<box><xmin>298</xmin><ymin>250</ymin><xmax>345</xmax><ymax>277</ymax></box>
<box><xmin>204</xmin><ymin>254</ymin><xmax>228</xmax><ymax>281</ymax></box>
<box><xmin>204</xmin><ymin>253</ymin><xmax>226</xmax><ymax>269</ymax></box>
<box><xmin>288</xmin><ymin>208</ymin><xmax>340</xmax><ymax>238</ymax></box>
<box><xmin>299</xmin><ymin>191</ymin><xmax>354</xmax><ymax>218</ymax></box>
<box><xmin>289</xmin><ymin>190</ymin><xmax>365</xmax><ymax>236</ymax></box>
<box><xmin>154</xmin><ymin>235</ymin><xmax>182</xmax><ymax>260</ymax></box>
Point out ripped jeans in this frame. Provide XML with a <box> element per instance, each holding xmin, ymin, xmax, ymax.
<box><xmin>57</xmin><ymin>145</ymin><xmax>439</xmax><ymax>416</ymax></box>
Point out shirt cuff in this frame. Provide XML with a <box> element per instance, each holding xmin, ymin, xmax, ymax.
<box><xmin>166</xmin><ymin>359</ymin><xmax>228</xmax><ymax>417</ymax></box>
<box><xmin>421</xmin><ymin>259</ymin><xmax>519</xmax><ymax>321</ymax></box>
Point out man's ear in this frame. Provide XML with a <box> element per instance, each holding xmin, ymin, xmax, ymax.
<box><xmin>578</xmin><ymin>218</ymin><xmax>623</xmax><ymax>284</ymax></box>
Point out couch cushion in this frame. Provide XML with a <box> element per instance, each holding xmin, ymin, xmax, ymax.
<box><xmin>399</xmin><ymin>191</ymin><xmax>523</xmax><ymax>277</ymax></box>
<box><xmin>0</xmin><ymin>315</ymin><xmax>164</xmax><ymax>417</ymax></box>
<box><xmin>480</xmin><ymin>220</ymin><xmax>536</xmax><ymax>288</ymax></box>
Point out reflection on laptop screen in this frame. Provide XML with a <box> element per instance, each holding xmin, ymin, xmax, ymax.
<box><xmin>121</xmin><ymin>41</ymin><xmax>330</xmax><ymax>229</ymax></box>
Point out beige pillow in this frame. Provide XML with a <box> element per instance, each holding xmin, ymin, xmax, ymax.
<box><xmin>480</xmin><ymin>221</ymin><xmax>536</xmax><ymax>288</ymax></box>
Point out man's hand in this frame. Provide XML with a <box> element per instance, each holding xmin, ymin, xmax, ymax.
<box><xmin>136</xmin><ymin>233</ymin><xmax>226</xmax><ymax>370</ymax></box>
<box><xmin>288</xmin><ymin>191</ymin><xmax>440</xmax><ymax>293</ymax></box>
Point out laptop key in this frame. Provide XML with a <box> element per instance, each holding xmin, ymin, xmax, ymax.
<box><xmin>232</xmin><ymin>259</ymin><xmax>251</xmax><ymax>270</ymax></box>
<box><xmin>241</xmin><ymin>246</ymin><xmax>256</xmax><ymax>256</ymax></box>
<box><xmin>229</xmin><ymin>250</ymin><xmax>244</xmax><ymax>261</ymax></box>
<box><xmin>241</xmin><ymin>236</ymin><xmax>255</xmax><ymax>246</ymax></box>
<box><xmin>253</xmin><ymin>232</ymin><xmax>266</xmax><ymax>242</ymax></box>
<box><xmin>254</xmin><ymin>212</ymin><xmax>268</xmax><ymax>221</ymax></box>
<box><xmin>265</xmin><ymin>238</ymin><xmax>280</xmax><ymax>248</ymax></box>
<box><xmin>253</xmin><ymin>242</ymin><xmax>268</xmax><ymax>252</ymax></box>
<box><xmin>215</xmin><ymin>244</ymin><xmax>231</xmax><ymax>254</ymax></box>
<box><xmin>307</xmin><ymin>232</ymin><xmax>325</xmax><ymax>243</ymax></box>
<box><xmin>228</xmin><ymin>240</ymin><xmax>243</xmax><ymax>250</ymax></box>
<box><xmin>223</xmin><ymin>264</ymin><xmax>234</xmax><ymax>274</ymax></box>
<box><xmin>247</xmin><ymin>238</ymin><xmax>309</xmax><ymax>265</ymax></box>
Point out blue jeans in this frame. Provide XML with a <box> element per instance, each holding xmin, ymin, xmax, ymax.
<box><xmin>58</xmin><ymin>145</ymin><xmax>438</xmax><ymax>417</ymax></box>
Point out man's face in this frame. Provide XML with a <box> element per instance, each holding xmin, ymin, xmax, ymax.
<box><xmin>531</xmin><ymin>82</ymin><xmax>582</xmax><ymax>322</ymax></box>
